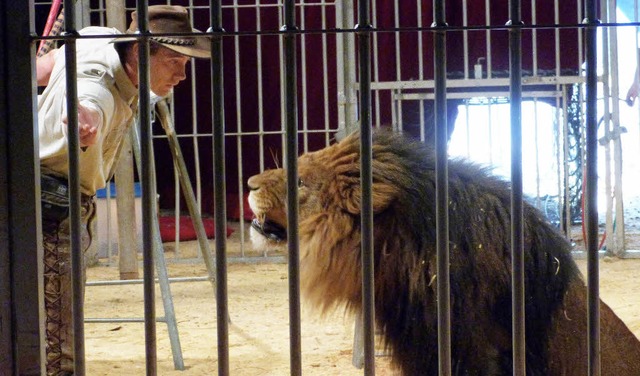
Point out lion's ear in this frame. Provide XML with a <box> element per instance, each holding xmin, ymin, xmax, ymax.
<box><xmin>337</xmin><ymin>179</ymin><xmax>399</xmax><ymax>215</ymax></box>
<box><xmin>329</xmin><ymin>150</ymin><xmax>402</xmax><ymax>215</ymax></box>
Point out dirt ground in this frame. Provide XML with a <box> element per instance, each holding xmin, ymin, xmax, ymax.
<box><xmin>83</xmin><ymin>225</ymin><xmax>640</xmax><ymax>375</ymax></box>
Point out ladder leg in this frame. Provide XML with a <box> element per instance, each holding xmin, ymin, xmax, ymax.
<box><xmin>151</xmin><ymin>219</ymin><xmax>185</xmax><ymax>370</ymax></box>
<box><xmin>352</xmin><ymin>310</ymin><xmax>364</xmax><ymax>369</ymax></box>
<box><xmin>156</xmin><ymin>100</ymin><xmax>231</xmax><ymax>325</ymax></box>
<box><xmin>131</xmin><ymin>122</ymin><xmax>185</xmax><ymax>370</ymax></box>
<box><xmin>156</xmin><ymin>100</ymin><xmax>217</xmax><ymax>292</ymax></box>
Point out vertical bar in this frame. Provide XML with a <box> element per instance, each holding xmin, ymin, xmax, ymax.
<box><xmin>391</xmin><ymin>90</ymin><xmax>398</xmax><ymax>131</ymax></box>
<box><xmin>554</xmin><ymin>0</ymin><xmax>560</xmax><ymax>78</ymax></box>
<box><xmin>255</xmin><ymin>0</ymin><xmax>266</xmax><ymax>174</ymax></box>
<box><xmin>232</xmin><ymin>0</ymin><xmax>246</xmax><ymax>259</ymax></box>
<box><xmin>393</xmin><ymin>1</ymin><xmax>402</xmax><ymax>83</ymax></box>
<box><xmin>432</xmin><ymin>1</ymin><xmax>451</xmax><ymax>375</ymax></box>
<box><xmin>416</xmin><ymin>1</ymin><xmax>425</xmax><ymax>142</ymax></box>
<box><xmin>133</xmin><ymin>2</ymin><xmax>157</xmax><ymax>375</ymax></box>
<box><xmin>533</xmin><ymin>100</ymin><xmax>540</xmax><ymax>204</ymax></box>
<box><xmin>554</xmin><ymin>0</ymin><xmax>565</xmax><ymax>237</ymax></box>
<box><xmin>397</xmin><ymin>90</ymin><xmax>404</xmax><ymax>132</ymax></box>
<box><xmin>173</xmin><ymin>168</ymin><xmax>182</xmax><ymax>260</ymax></box>
<box><xmin>508</xmin><ymin>0</ymin><xmax>526</xmax><ymax>374</ymax></box>
<box><xmin>300</xmin><ymin>0</ymin><xmax>309</xmax><ymax>152</ymax></box>
<box><xmin>563</xmin><ymin>86</ymin><xmax>572</xmax><ymax>236</ymax></box>
<box><xmin>61</xmin><ymin>0</ymin><xmax>87</xmax><ymax>374</ymax></box>
<box><xmin>279</xmin><ymin>1</ymin><xmax>286</xmax><ymax>157</ymax></box>
<box><xmin>601</xmin><ymin>0</ymin><xmax>614</xmax><ymax>257</ymax></box>
<box><xmin>106</xmin><ymin>184</ymin><xmax>114</xmax><ymax>263</ymax></box>
<box><xmin>578</xmin><ymin>0</ymin><xmax>584</xmax><ymax>67</ymax></box>
<box><xmin>464</xmin><ymin>103</ymin><xmax>471</xmax><ymax>158</ymax></box>
<box><xmin>392</xmin><ymin>1</ymin><xmax>403</xmax><ymax>133</ymax></box>
<box><xmin>371</xmin><ymin>1</ymin><xmax>381</xmax><ymax>129</ymax></box>
<box><xmin>636</xmin><ymin>1</ymin><xmax>640</xmax><ymax>194</ymax></box>
<box><xmin>488</xmin><ymin>103</ymin><xmax>494</xmax><ymax>165</ymax></box>
<box><xmin>321</xmin><ymin>2</ymin><xmax>331</xmax><ymax>144</ymax></box>
<box><xmin>607</xmin><ymin>0</ymin><xmax>626</xmax><ymax>256</ymax></box>
<box><xmin>355</xmin><ymin>0</ymin><xmax>375</xmax><ymax>373</ymax></box>
<box><xmin>4</xmin><ymin>0</ymin><xmax>45</xmax><ymax>373</ymax></box>
<box><xmin>282</xmin><ymin>0</ymin><xmax>302</xmax><ymax>373</ymax></box>
<box><xmin>336</xmin><ymin>0</ymin><xmax>347</xmax><ymax>136</ymax></box>
<box><xmin>556</xmin><ymin>92</ymin><xmax>564</xmax><ymax>226</ymax></box>
<box><xmin>583</xmin><ymin>0</ymin><xmax>601</xmax><ymax>373</ymax></box>
<box><xmin>533</xmin><ymin>97</ymin><xmax>541</xmax><ymax>204</ymax></box>
<box><xmin>341</xmin><ymin>0</ymin><xmax>359</xmax><ymax>136</ymax></box>
<box><xmin>462</xmin><ymin>0</ymin><xmax>469</xmax><ymax>79</ymax></box>
<box><xmin>209</xmin><ymin>0</ymin><xmax>229</xmax><ymax>374</ymax></box>
<box><xmin>485</xmin><ymin>0</ymin><xmax>493</xmax><ymax>78</ymax></box>
<box><xmin>531</xmin><ymin>0</ymin><xmax>538</xmax><ymax>76</ymax></box>
<box><xmin>280</xmin><ymin>0</ymin><xmax>302</xmax><ymax>375</ymax></box>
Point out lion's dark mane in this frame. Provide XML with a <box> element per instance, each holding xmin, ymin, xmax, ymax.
<box><xmin>362</xmin><ymin>130</ymin><xmax>580</xmax><ymax>375</ymax></box>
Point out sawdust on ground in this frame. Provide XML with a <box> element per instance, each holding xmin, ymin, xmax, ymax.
<box><xmin>83</xmin><ymin>226</ymin><xmax>640</xmax><ymax>375</ymax></box>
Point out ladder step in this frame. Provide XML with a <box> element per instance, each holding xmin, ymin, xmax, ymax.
<box><xmin>87</xmin><ymin>276</ymin><xmax>210</xmax><ymax>286</ymax></box>
<box><xmin>85</xmin><ymin>317</ymin><xmax>168</xmax><ymax>323</ymax></box>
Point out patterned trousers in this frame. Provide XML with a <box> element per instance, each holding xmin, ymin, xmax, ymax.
<box><xmin>41</xmin><ymin>197</ymin><xmax>96</xmax><ymax>376</ymax></box>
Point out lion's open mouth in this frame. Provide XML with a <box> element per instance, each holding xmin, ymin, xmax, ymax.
<box><xmin>251</xmin><ymin>218</ymin><xmax>287</xmax><ymax>242</ymax></box>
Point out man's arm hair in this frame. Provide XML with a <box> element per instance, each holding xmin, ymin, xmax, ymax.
<box><xmin>36</xmin><ymin>49</ymin><xmax>58</xmax><ymax>87</ymax></box>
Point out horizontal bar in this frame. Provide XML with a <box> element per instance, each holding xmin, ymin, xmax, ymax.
<box><xmin>150</xmin><ymin>128</ymin><xmax>339</xmax><ymax>139</ymax></box>
<box><xmin>86</xmin><ymin>276</ymin><xmax>210</xmax><ymax>286</ymax></box>
<box><xmin>395</xmin><ymin>91</ymin><xmax>563</xmax><ymax>100</ymax></box>
<box><xmin>370</xmin><ymin>76</ymin><xmax>588</xmax><ymax>91</ymax></box>
<box><xmin>84</xmin><ymin>317</ymin><xmax>168</xmax><ymax>323</ymax></box>
<box><xmin>30</xmin><ymin>21</ymin><xmax>640</xmax><ymax>41</ymax></box>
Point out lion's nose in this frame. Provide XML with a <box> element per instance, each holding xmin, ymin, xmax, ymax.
<box><xmin>247</xmin><ymin>176</ymin><xmax>259</xmax><ymax>191</ymax></box>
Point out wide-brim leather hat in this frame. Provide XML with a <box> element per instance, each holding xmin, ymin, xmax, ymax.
<box><xmin>113</xmin><ymin>5</ymin><xmax>211</xmax><ymax>59</ymax></box>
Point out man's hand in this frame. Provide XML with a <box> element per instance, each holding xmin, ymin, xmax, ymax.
<box><xmin>63</xmin><ymin>103</ymin><xmax>101</xmax><ymax>147</ymax></box>
<box><xmin>626</xmin><ymin>81</ymin><xmax>640</xmax><ymax>107</ymax></box>
<box><xmin>626</xmin><ymin>66</ymin><xmax>640</xmax><ymax>107</ymax></box>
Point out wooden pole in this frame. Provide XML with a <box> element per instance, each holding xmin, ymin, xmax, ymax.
<box><xmin>107</xmin><ymin>0</ymin><xmax>139</xmax><ymax>279</ymax></box>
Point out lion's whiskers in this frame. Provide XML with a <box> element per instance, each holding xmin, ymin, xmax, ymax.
<box><xmin>269</xmin><ymin>147</ymin><xmax>280</xmax><ymax>169</ymax></box>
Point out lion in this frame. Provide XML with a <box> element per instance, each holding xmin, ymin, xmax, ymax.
<box><xmin>247</xmin><ymin>129</ymin><xmax>640</xmax><ymax>375</ymax></box>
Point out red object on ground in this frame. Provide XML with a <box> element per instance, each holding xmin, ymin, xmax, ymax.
<box><xmin>158</xmin><ymin>216</ymin><xmax>233</xmax><ymax>242</ymax></box>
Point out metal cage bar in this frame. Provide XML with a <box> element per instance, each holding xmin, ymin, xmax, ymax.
<box><xmin>131</xmin><ymin>2</ymin><xmax>159</xmax><ymax>374</ymax></box>
<box><xmin>508</xmin><ymin>0</ymin><xmax>526</xmax><ymax>374</ymax></box>
<box><xmin>433</xmin><ymin>2</ymin><xmax>452</xmax><ymax>375</ymax></box>
<box><xmin>2</xmin><ymin>1</ymin><xmax>44</xmax><ymax>374</ymax></box>
<box><xmin>282</xmin><ymin>0</ymin><xmax>303</xmax><ymax>374</ymax></box>
<box><xmin>60</xmin><ymin>0</ymin><xmax>87</xmax><ymax>373</ymax></box>
<box><xmin>584</xmin><ymin>0</ymin><xmax>602</xmax><ymax>374</ymax></box>
<box><xmin>355</xmin><ymin>0</ymin><xmax>375</xmax><ymax>373</ymax></box>
<box><xmin>209</xmin><ymin>0</ymin><xmax>230</xmax><ymax>374</ymax></box>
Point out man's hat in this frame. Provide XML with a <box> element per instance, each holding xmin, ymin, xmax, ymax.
<box><xmin>115</xmin><ymin>5</ymin><xmax>210</xmax><ymax>59</ymax></box>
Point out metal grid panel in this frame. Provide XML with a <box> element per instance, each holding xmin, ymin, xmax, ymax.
<box><xmin>97</xmin><ymin>0</ymin><xmax>345</xmax><ymax>261</ymax></box>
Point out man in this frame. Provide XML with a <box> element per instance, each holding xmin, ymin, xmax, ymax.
<box><xmin>37</xmin><ymin>5</ymin><xmax>210</xmax><ymax>375</ymax></box>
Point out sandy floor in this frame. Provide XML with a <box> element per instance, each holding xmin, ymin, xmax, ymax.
<box><xmin>85</xmin><ymin>261</ymin><xmax>395</xmax><ymax>375</ymax></box>
<box><xmin>83</xmin><ymin>240</ymin><xmax>640</xmax><ymax>376</ymax></box>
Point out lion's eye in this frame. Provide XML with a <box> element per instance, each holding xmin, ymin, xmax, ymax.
<box><xmin>298</xmin><ymin>177</ymin><xmax>305</xmax><ymax>188</ymax></box>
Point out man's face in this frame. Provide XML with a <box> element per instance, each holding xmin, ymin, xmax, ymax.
<box><xmin>149</xmin><ymin>46</ymin><xmax>190</xmax><ymax>97</ymax></box>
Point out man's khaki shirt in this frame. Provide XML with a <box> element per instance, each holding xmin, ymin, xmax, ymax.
<box><xmin>38</xmin><ymin>27</ymin><xmax>138</xmax><ymax>196</ymax></box>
